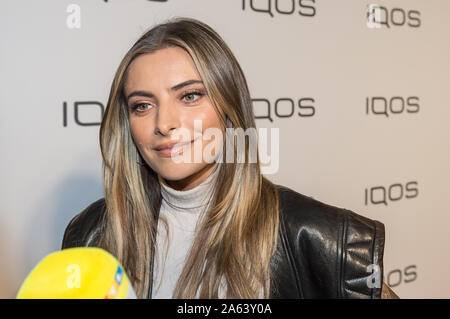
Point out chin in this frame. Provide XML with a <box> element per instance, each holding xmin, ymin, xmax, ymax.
<box><xmin>154</xmin><ymin>163</ymin><xmax>204</xmax><ymax>182</ymax></box>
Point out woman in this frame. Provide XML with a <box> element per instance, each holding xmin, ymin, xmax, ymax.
<box><xmin>62</xmin><ymin>17</ymin><xmax>399</xmax><ymax>299</ymax></box>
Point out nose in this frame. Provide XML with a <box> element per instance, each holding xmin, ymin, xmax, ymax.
<box><xmin>154</xmin><ymin>100</ymin><xmax>180</xmax><ymax>137</ymax></box>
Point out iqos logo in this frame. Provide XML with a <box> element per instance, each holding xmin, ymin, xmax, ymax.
<box><xmin>252</xmin><ymin>97</ymin><xmax>315</xmax><ymax>122</ymax></box>
<box><xmin>367</xmin><ymin>4</ymin><xmax>421</xmax><ymax>29</ymax></box>
<box><xmin>242</xmin><ymin>0</ymin><xmax>316</xmax><ymax>18</ymax></box>
<box><xmin>366</xmin><ymin>96</ymin><xmax>419</xmax><ymax>117</ymax></box>
<box><xmin>62</xmin><ymin>101</ymin><xmax>105</xmax><ymax>127</ymax></box>
<box><xmin>367</xmin><ymin>264</ymin><xmax>418</xmax><ymax>289</ymax></box>
<box><xmin>386</xmin><ymin>265</ymin><xmax>418</xmax><ymax>288</ymax></box>
<box><xmin>365</xmin><ymin>181</ymin><xmax>418</xmax><ymax>206</ymax></box>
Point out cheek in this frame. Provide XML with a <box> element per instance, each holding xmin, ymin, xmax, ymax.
<box><xmin>190</xmin><ymin>107</ymin><xmax>223</xmax><ymax>132</ymax></box>
<box><xmin>194</xmin><ymin>108</ymin><xmax>224</xmax><ymax>152</ymax></box>
<box><xmin>129</xmin><ymin>119</ymin><xmax>153</xmax><ymax>148</ymax></box>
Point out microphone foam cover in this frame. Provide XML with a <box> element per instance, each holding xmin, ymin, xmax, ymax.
<box><xmin>16</xmin><ymin>247</ymin><xmax>137</xmax><ymax>299</ymax></box>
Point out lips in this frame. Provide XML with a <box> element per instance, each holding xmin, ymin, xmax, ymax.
<box><xmin>153</xmin><ymin>140</ymin><xmax>194</xmax><ymax>157</ymax></box>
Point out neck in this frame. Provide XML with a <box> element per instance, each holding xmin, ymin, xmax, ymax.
<box><xmin>158</xmin><ymin>165</ymin><xmax>219</xmax><ymax>214</ymax></box>
<box><xmin>161</xmin><ymin>163</ymin><xmax>217</xmax><ymax>191</ymax></box>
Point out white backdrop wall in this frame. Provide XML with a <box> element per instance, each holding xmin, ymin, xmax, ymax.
<box><xmin>1</xmin><ymin>0</ymin><xmax>449</xmax><ymax>298</ymax></box>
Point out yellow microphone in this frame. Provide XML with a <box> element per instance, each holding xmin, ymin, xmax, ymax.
<box><xmin>16</xmin><ymin>247</ymin><xmax>137</xmax><ymax>299</ymax></box>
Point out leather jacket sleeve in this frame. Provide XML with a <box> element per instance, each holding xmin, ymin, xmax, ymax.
<box><xmin>269</xmin><ymin>185</ymin><xmax>385</xmax><ymax>299</ymax></box>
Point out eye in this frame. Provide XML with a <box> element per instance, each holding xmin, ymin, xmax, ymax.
<box><xmin>130</xmin><ymin>102</ymin><xmax>153</xmax><ymax>113</ymax></box>
<box><xmin>181</xmin><ymin>90</ymin><xmax>204</xmax><ymax>103</ymax></box>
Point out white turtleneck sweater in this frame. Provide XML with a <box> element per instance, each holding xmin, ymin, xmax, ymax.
<box><xmin>152</xmin><ymin>167</ymin><xmax>219</xmax><ymax>299</ymax></box>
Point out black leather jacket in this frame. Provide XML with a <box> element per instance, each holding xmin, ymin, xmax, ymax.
<box><xmin>61</xmin><ymin>184</ymin><xmax>385</xmax><ymax>299</ymax></box>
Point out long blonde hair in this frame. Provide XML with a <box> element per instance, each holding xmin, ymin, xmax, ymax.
<box><xmin>98</xmin><ymin>16</ymin><xmax>280</xmax><ymax>299</ymax></box>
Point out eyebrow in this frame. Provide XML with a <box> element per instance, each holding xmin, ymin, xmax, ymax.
<box><xmin>126</xmin><ymin>79</ymin><xmax>204</xmax><ymax>102</ymax></box>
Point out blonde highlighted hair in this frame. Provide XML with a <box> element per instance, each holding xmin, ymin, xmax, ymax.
<box><xmin>98</xmin><ymin>17</ymin><xmax>280</xmax><ymax>299</ymax></box>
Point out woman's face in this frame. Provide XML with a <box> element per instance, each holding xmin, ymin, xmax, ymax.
<box><xmin>124</xmin><ymin>46</ymin><xmax>224</xmax><ymax>190</ymax></box>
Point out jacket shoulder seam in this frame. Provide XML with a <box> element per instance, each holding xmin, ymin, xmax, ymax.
<box><xmin>281</xmin><ymin>214</ymin><xmax>303</xmax><ymax>298</ymax></box>
<box><xmin>341</xmin><ymin>208</ymin><xmax>385</xmax><ymax>299</ymax></box>
<box><xmin>339</xmin><ymin>210</ymin><xmax>348</xmax><ymax>298</ymax></box>
<box><xmin>277</xmin><ymin>188</ymin><xmax>304</xmax><ymax>298</ymax></box>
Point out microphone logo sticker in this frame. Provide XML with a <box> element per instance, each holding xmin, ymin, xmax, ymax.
<box><xmin>105</xmin><ymin>266</ymin><xmax>124</xmax><ymax>299</ymax></box>
<box><xmin>114</xmin><ymin>266</ymin><xmax>124</xmax><ymax>285</ymax></box>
